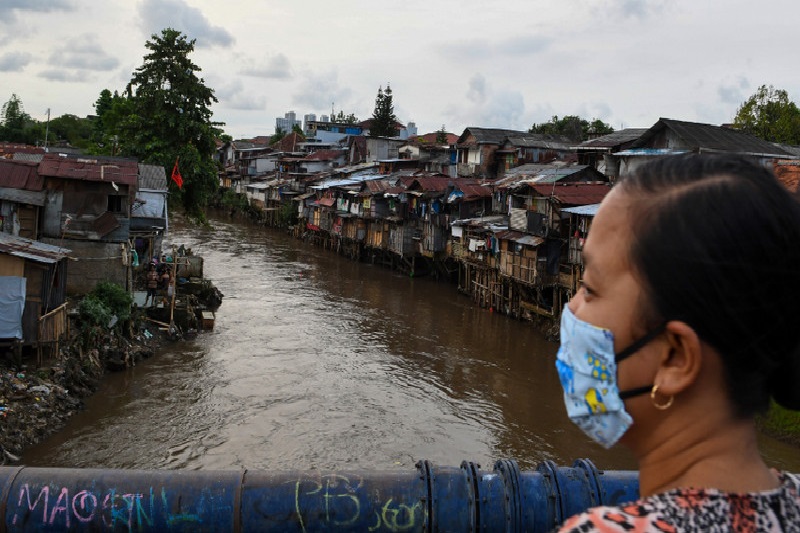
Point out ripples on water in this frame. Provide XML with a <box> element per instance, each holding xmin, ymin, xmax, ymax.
<box><xmin>22</xmin><ymin>215</ymin><xmax>800</xmax><ymax>473</ymax></box>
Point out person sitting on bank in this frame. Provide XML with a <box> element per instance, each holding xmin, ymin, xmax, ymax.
<box><xmin>144</xmin><ymin>263</ymin><xmax>159</xmax><ymax>307</ymax></box>
<box><xmin>555</xmin><ymin>154</ymin><xmax>800</xmax><ymax>531</ymax></box>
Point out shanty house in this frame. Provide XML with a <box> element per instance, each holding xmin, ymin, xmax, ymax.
<box><xmin>455</xmin><ymin>127</ymin><xmax>527</xmax><ymax>179</ymax></box>
<box><xmin>38</xmin><ymin>154</ymin><xmax>139</xmax><ymax>295</ymax></box>
<box><xmin>0</xmin><ymin>159</ymin><xmax>46</xmax><ymax>240</ymax></box>
<box><xmin>607</xmin><ymin>118</ymin><xmax>794</xmax><ymax>180</ymax></box>
<box><xmin>0</xmin><ymin>233</ymin><xmax>70</xmax><ymax>360</ymax></box>
<box><xmin>130</xmin><ymin>163</ymin><xmax>168</xmax><ymax>267</ymax></box>
<box><xmin>495</xmin><ymin>134</ymin><xmax>574</xmax><ymax>176</ymax></box>
<box><xmin>575</xmin><ymin>128</ymin><xmax>648</xmax><ymax>174</ymax></box>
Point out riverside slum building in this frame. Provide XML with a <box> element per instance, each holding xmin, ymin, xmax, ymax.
<box><xmin>37</xmin><ymin>154</ymin><xmax>139</xmax><ymax>295</ymax></box>
<box><xmin>227</xmin><ymin>120</ymin><xmax>800</xmax><ymax>332</ymax></box>
<box><xmin>455</xmin><ymin>127</ymin><xmax>529</xmax><ymax>179</ymax></box>
<box><xmin>605</xmin><ymin>117</ymin><xmax>794</xmax><ymax>181</ymax></box>
<box><xmin>300</xmin><ymin>169</ymin><xmax>384</xmax><ymax>258</ymax></box>
<box><xmin>130</xmin><ymin>163</ymin><xmax>169</xmax><ymax>270</ymax></box>
<box><xmin>0</xmin><ymin>233</ymin><xmax>70</xmax><ymax>364</ymax></box>
<box><xmin>451</xmin><ymin>163</ymin><xmax>610</xmax><ymax>321</ymax></box>
<box><xmin>494</xmin><ymin>133</ymin><xmax>575</xmax><ymax>179</ymax></box>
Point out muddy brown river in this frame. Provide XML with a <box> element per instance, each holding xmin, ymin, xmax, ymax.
<box><xmin>22</xmin><ymin>215</ymin><xmax>800</xmax><ymax>473</ymax></box>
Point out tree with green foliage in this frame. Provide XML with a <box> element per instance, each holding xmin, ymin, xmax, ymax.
<box><xmin>292</xmin><ymin>124</ymin><xmax>306</xmax><ymax>137</ymax></box>
<box><xmin>0</xmin><ymin>94</ymin><xmax>43</xmax><ymax>144</ymax></box>
<box><xmin>529</xmin><ymin>115</ymin><xmax>614</xmax><ymax>143</ymax></box>
<box><xmin>369</xmin><ymin>84</ymin><xmax>398</xmax><ymax>137</ymax></box>
<box><xmin>121</xmin><ymin>28</ymin><xmax>224</xmax><ymax>218</ymax></box>
<box><xmin>436</xmin><ymin>125</ymin><xmax>449</xmax><ymax>145</ymax></box>
<box><xmin>270</xmin><ymin>127</ymin><xmax>286</xmax><ymax>145</ymax></box>
<box><xmin>48</xmin><ymin>114</ymin><xmax>94</xmax><ymax>149</ymax></box>
<box><xmin>733</xmin><ymin>85</ymin><xmax>800</xmax><ymax>145</ymax></box>
<box><xmin>331</xmin><ymin>110</ymin><xmax>359</xmax><ymax>124</ymax></box>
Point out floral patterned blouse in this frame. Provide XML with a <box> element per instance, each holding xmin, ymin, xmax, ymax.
<box><xmin>557</xmin><ymin>472</ymin><xmax>800</xmax><ymax>532</ymax></box>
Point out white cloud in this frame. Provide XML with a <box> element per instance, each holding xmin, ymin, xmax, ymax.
<box><xmin>215</xmin><ymin>79</ymin><xmax>267</xmax><ymax>111</ymax></box>
<box><xmin>48</xmin><ymin>34</ymin><xmax>119</xmax><ymax>71</ymax></box>
<box><xmin>137</xmin><ymin>0</ymin><xmax>234</xmax><ymax>48</ymax></box>
<box><xmin>0</xmin><ymin>52</ymin><xmax>32</xmax><ymax>72</ymax></box>
<box><xmin>239</xmin><ymin>54</ymin><xmax>292</xmax><ymax>79</ymax></box>
<box><xmin>293</xmin><ymin>70</ymin><xmax>354</xmax><ymax>114</ymax></box>
<box><xmin>467</xmin><ymin>74</ymin><xmax>487</xmax><ymax>105</ymax></box>
<box><xmin>38</xmin><ymin>69</ymin><xmax>87</xmax><ymax>82</ymax></box>
<box><xmin>717</xmin><ymin>76</ymin><xmax>751</xmax><ymax>105</ymax></box>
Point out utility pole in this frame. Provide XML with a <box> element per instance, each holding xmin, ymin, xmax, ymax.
<box><xmin>44</xmin><ymin>108</ymin><xmax>51</xmax><ymax>152</ymax></box>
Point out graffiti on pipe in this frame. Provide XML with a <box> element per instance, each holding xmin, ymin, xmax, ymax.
<box><xmin>291</xmin><ymin>474</ymin><xmax>426</xmax><ymax>533</ymax></box>
<box><xmin>11</xmin><ymin>483</ymin><xmax>204</xmax><ymax>530</ymax></box>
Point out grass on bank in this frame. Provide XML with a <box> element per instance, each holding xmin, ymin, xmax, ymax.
<box><xmin>759</xmin><ymin>402</ymin><xmax>800</xmax><ymax>446</ymax></box>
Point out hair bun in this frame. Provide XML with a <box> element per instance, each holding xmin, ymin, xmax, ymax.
<box><xmin>769</xmin><ymin>343</ymin><xmax>800</xmax><ymax>411</ymax></box>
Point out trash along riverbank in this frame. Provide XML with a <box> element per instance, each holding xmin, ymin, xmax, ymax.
<box><xmin>0</xmin><ymin>267</ymin><xmax>222</xmax><ymax>463</ymax></box>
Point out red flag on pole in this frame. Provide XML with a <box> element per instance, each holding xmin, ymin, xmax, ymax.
<box><xmin>171</xmin><ymin>157</ymin><xmax>183</xmax><ymax>189</ymax></box>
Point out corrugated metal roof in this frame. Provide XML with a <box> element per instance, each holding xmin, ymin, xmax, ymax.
<box><xmin>310</xmin><ymin>173</ymin><xmax>382</xmax><ymax>189</ymax></box>
<box><xmin>632</xmin><ymin>118</ymin><xmax>791</xmax><ymax>156</ymax></box>
<box><xmin>38</xmin><ymin>154</ymin><xmax>139</xmax><ymax>186</ymax></box>
<box><xmin>774</xmin><ymin>159</ymin><xmax>800</xmax><ymax>194</ymax></box>
<box><xmin>517</xmin><ymin>235</ymin><xmax>545</xmax><ymax>246</ymax></box>
<box><xmin>455</xmin><ymin>183</ymin><xmax>492</xmax><ymax>200</ymax></box>
<box><xmin>304</xmin><ymin>149</ymin><xmax>346</xmax><ymax>161</ymax></box>
<box><xmin>561</xmin><ymin>203</ymin><xmax>601</xmax><ymax>216</ymax></box>
<box><xmin>0</xmin><ymin>233</ymin><xmax>70</xmax><ymax>264</ymax></box>
<box><xmin>531</xmin><ymin>184</ymin><xmax>611</xmax><ymax>205</ymax></box>
<box><xmin>0</xmin><ymin>187</ymin><xmax>47</xmax><ymax>206</ymax></box>
<box><xmin>495</xmin><ymin>230</ymin><xmax>527</xmax><ymax>240</ymax></box>
<box><xmin>12</xmin><ymin>153</ymin><xmax>45</xmax><ymax>163</ymax></box>
<box><xmin>577</xmin><ymin>128</ymin><xmax>648</xmax><ymax>149</ymax></box>
<box><xmin>457</xmin><ymin>127</ymin><xmax>527</xmax><ymax>146</ymax></box>
<box><xmin>92</xmin><ymin>211</ymin><xmax>121</xmax><ymax>237</ymax></box>
<box><xmin>451</xmin><ymin>215</ymin><xmax>508</xmax><ymax>231</ymax></box>
<box><xmin>0</xmin><ymin>159</ymin><xmax>44</xmax><ymax>191</ymax></box>
<box><xmin>138</xmin><ymin>164</ymin><xmax>167</xmax><ymax>191</ymax></box>
<box><xmin>505</xmin><ymin>134</ymin><xmax>573</xmax><ymax>150</ymax></box>
<box><xmin>409</xmin><ymin>176</ymin><xmax>452</xmax><ymax>193</ymax></box>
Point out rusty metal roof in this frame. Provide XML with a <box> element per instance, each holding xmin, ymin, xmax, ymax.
<box><xmin>774</xmin><ymin>159</ymin><xmax>800</xmax><ymax>194</ymax></box>
<box><xmin>38</xmin><ymin>154</ymin><xmax>139</xmax><ymax>186</ymax></box>
<box><xmin>0</xmin><ymin>159</ymin><xmax>45</xmax><ymax>191</ymax></box>
<box><xmin>531</xmin><ymin>183</ymin><xmax>611</xmax><ymax>205</ymax></box>
<box><xmin>455</xmin><ymin>183</ymin><xmax>492</xmax><ymax>200</ymax></box>
<box><xmin>0</xmin><ymin>233</ymin><xmax>70</xmax><ymax>264</ymax></box>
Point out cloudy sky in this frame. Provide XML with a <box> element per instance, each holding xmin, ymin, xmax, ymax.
<box><xmin>2</xmin><ymin>0</ymin><xmax>798</xmax><ymax>140</ymax></box>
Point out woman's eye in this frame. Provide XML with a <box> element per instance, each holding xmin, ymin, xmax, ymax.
<box><xmin>579</xmin><ymin>280</ymin><xmax>594</xmax><ymax>296</ymax></box>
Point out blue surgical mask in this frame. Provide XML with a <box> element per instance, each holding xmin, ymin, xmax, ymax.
<box><xmin>555</xmin><ymin>305</ymin><xmax>665</xmax><ymax>448</ymax></box>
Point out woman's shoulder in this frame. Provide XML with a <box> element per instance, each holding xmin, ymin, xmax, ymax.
<box><xmin>556</xmin><ymin>472</ymin><xmax>800</xmax><ymax>532</ymax></box>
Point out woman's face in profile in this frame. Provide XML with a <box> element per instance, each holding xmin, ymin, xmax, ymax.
<box><xmin>569</xmin><ymin>189</ymin><xmax>663</xmax><ymax>412</ymax></box>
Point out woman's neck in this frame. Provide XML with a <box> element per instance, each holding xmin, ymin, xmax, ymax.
<box><xmin>635</xmin><ymin>415</ymin><xmax>779</xmax><ymax>496</ymax></box>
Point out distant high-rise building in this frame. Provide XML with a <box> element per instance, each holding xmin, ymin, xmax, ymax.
<box><xmin>303</xmin><ymin>114</ymin><xmax>317</xmax><ymax>135</ymax></box>
<box><xmin>276</xmin><ymin>110</ymin><xmax>301</xmax><ymax>133</ymax></box>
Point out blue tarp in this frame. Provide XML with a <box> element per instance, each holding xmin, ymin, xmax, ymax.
<box><xmin>0</xmin><ymin>276</ymin><xmax>26</xmax><ymax>339</ymax></box>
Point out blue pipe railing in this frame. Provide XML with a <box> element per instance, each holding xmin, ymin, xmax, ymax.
<box><xmin>0</xmin><ymin>459</ymin><xmax>639</xmax><ymax>532</ymax></box>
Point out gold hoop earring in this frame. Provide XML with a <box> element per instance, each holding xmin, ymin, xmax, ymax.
<box><xmin>651</xmin><ymin>385</ymin><xmax>674</xmax><ymax>411</ymax></box>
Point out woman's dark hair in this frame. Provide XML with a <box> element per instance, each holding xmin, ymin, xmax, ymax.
<box><xmin>618</xmin><ymin>153</ymin><xmax>800</xmax><ymax>416</ymax></box>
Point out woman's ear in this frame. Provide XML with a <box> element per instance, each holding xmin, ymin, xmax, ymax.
<box><xmin>654</xmin><ymin>321</ymin><xmax>703</xmax><ymax>395</ymax></box>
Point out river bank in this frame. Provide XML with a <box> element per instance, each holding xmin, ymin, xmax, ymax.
<box><xmin>0</xmin><ymin>251</ymin><xmax>223</xmax><ymax>463</ymax></box>
<box><xmin>0</xmin><ymin>305</ymin><xmax>168</xmax><ymax>463</ymax></box>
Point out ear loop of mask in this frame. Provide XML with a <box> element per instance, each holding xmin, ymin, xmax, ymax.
<box><xmin>615</xmin><ymin>322</ymin><xmax>667</xmax><ymax>401</ymax></box>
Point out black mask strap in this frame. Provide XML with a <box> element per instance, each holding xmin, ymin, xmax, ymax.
<box><xmin>614</xmin><ymin>322</ymin><xmax>667</xmax><ymax>363</ymax></box>
<box><xmin>619</xmin><ymin>385</ymin><xmax>652</xmax><ymax>400</ymax></box>
<box><xmin>615</xmin><ymin>322</ymin><xmax>668</xmax><ymax>402</ymax></box>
